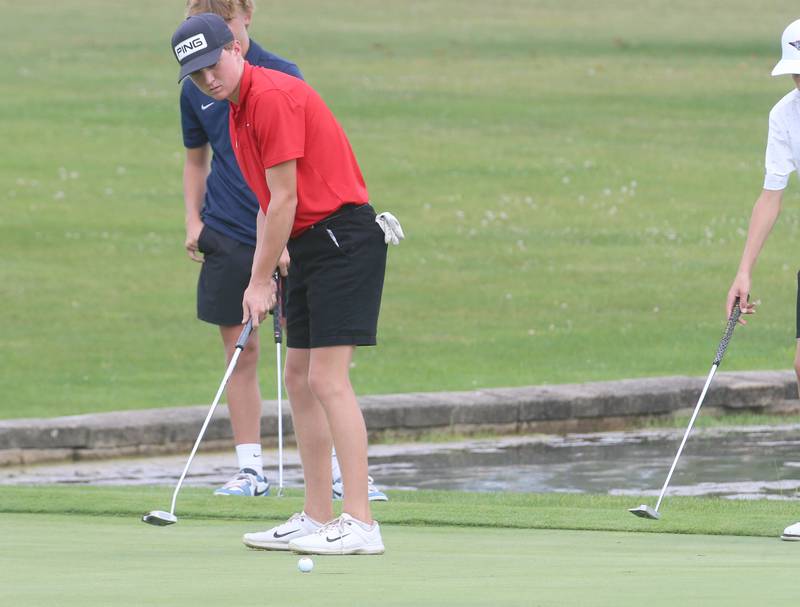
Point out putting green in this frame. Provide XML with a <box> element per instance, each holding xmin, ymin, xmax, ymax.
<box><xmin>0</xmin><ymin>513</ymin><xmax>795</xmax><ymax>607</ymax></box>
<box><xmin>0</xmin><ymin>486</ymin><xmax>798</xmax><ymax>605</ymax></box>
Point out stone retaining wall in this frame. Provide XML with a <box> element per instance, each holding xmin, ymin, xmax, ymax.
<box><xmin>1</xmin><ymin>370</ymin><xmax>797</xmax><ymax>466</ymax></box>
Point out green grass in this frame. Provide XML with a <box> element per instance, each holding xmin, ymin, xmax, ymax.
<box><xmin>1</xmin><ymin>485</ymin><xmax>797</xmax><ymax>537</ymax></box>
<box><xmin>3</xmin><ymin>1</ymin><xmax>800</xmax><ymax>419</ymax></box>
<box><xmin>374</xmin><ymin>414</ymin><xmax>800</xmax><ymax>442</ymax></box>
<box><xmin>1</xmin><ymin>487</ymin><xmax>798</xmax><ymax>606</ymax></box>
<box><xmin>642</xmin><ymin>412</ymin><xmax>800</xmax><ymax>430</ymax></box>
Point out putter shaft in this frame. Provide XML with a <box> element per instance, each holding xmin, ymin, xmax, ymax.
<box><xmin>653</xmin><ymin>363</ymin><xmax>717</xmax><ymax>512</ymax></box>
<box><xmin>144</xmin><ymin>320</ymin><xmax>253</xmax><ymax>524</ymax></box>
<box><xmin>273</xmin><ymin>273</ymin><xmax>285</xmax><ymax>496</ymax></box>
<box><xmin>629</xmin><ymin>302</ymin><xmax>741</xmax><ymax>519</ymax></box>
<box><xmin>168</xmin><ymin>346</ymin><xmax>245</xmax><ymax>515</ymax></box>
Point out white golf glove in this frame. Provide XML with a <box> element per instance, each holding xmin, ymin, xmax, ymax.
<box><xmin>375</xmin><ymin>211</ymin><xmax>405</xmax><ymax>245</ymax></box>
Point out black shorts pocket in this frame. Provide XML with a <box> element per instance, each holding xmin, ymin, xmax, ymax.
<box><xmin>326</xmin><ymin>207</ymin><xmax>380</xmax><ymax>257</ymax></box>
<box><xmin>197</xmin><ymin>225</ymin><xmax>210</xmax><ymax>254</ymax></box>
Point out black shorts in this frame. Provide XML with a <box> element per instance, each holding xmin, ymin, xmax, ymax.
<box><xmin>196</xmin><ymin>225</ymin><xmax>254</xmax><ymax>326</ymax></box>
<box><xmin>285</xmin><ymin>204</ymin><xmax>387</xmax><ymax>349</ymax></box>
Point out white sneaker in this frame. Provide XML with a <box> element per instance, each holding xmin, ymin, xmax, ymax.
<box><xmin>242</xmin><ymin>512</ymin><xmax>322</xmax><ymax>551</ymax></box>
<box><xmin>214</xmin><ymin>468</ymin><xmax>269</xmax><ymax>497</ymax></box>
<box><xmin>288</xmin><ymin>513</ymin><xmax>385</xmax><ymax>555</ymax></box>
<box><xmin>781</xmin><ymin>522</ymin><xmax>800</xmax><ymax>541</ymax></box>
<box><xmin>332</xmin><ymin>475</ymin><xmax>389</xmax><ymax>502</ymax></box>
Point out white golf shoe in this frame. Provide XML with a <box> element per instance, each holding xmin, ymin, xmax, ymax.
<box><xmin>780</xmin><ymin>522</ymin><xmax>800</xmax><ymax>541</ymax></box>
<box><xmin>288</xmin><ymin>513</ymin><xmax>385</xmax><ymax>555</ymax></box>
<box><xmin>242</xmin><ymin>512</ymin><xmax>323</xmax><ymax>551</ymax></box>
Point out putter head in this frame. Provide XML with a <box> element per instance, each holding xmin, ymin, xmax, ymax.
<box><xmin>142</xmin><ymin>510</ymin><xmax>178</xmax><ymax>526</ymax></box>
<box><xmin>628</xmin><ymin>504</ymin><xmax>660</xmax><ymax>520</ymax></box>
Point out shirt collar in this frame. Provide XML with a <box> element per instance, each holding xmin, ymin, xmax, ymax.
<box><xmin>244</xmin><ymin>39</ymin><xmax>260</xmax><ymax>62</ymax></box>
<box><xmin>232</xmin><ymin>61</ymin><xmax>253</xmax><ymax>108</ymax></box>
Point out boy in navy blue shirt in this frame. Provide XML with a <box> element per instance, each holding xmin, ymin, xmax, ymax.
<box><xmin>180</xmin><ymin>0</ymin><xmax>298</xmax><ymax>497</ymax></box>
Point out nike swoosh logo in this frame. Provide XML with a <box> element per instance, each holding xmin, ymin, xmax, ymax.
<box><xmin>273</xmin><ymin>529</ymin><xmax>297</xmax><ymax>539</ymax></box>
<box><xmin>254</xmin><ymin>486</ymin><xmax>268</xmax><ymax>497</ymax></box>
<box><xmin>326</xmin><ymin>534</ymin><xmax>351</xmax><ymax>543</ymax></box>
<box><xmin>201</xmin><ymin>102</ymin><xmax>215</xmax><ymax>110</ymax></box>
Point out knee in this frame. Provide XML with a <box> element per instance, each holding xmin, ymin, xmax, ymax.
<box><xmin>307</xmin><ymin>370</ymin><xmax>351</xmax><ymax>404</ymax></box>
<box><xmin>284</xmin><ymin>360</ymin><xmax>309</xmax><ymax>395</ymax></box>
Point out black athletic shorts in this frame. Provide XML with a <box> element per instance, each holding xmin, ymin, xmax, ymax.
<box><xmin>196</xmin><ymin>225</ymin><xmax>254</xmax><ymax>326</ymax></box>
<box><xmin>285</xmin><ymin>203</ymin><xmax>387</xmax><ymax>349</ymax></box>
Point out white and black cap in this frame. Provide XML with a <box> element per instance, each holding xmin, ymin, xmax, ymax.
<box><xmin>171</xmin><ymin>12</ymin><xmax>234</xmax><ymax>82</ymax></box>
<box><xmin>772</xmin><ymin>19</ymin><xmax>800</xmax><ymax>76</ymax></box>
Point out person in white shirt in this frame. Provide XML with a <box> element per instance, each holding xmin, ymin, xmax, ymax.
<box><xmin>726</xmin><ymin>18</ymin><xmax>800</xmax><ymax>542</ymax></box>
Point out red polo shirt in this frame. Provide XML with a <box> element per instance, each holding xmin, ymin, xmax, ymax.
<box><xmin>229</xmin><ymin>62</ymin><xmax>369</xmax><ymax>237</ymax></box>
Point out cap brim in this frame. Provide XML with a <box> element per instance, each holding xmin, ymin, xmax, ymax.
<box><xmin>771</xmin><ymin>58</ymin><xmax>800</xmax><ymax>76</ymax></box>
<box><xmin>178</xmin><ymin>47</ymin><xmax>223</xmax><ymax>83</ymax></box>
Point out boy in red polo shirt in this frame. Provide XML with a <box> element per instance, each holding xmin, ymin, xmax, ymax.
<box><xmin>172</xmin><ymin>13</ymin><xmax>401</xmax><ymax>554</ymax></box>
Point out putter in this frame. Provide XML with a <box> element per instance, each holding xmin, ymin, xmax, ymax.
<box><xmin>629</xmin><ymin>300</ymin><xmax>742</xmax><ymax>520</ymax></box>
<box><xmin>273</xmin><ymin>272</ymin><xmax>285</xmax><ymax>497</ymax></box>
<box><xmin>142</xmin><ymin>319</ymin><xmax>254</xmax><ymax>526</ymax></box>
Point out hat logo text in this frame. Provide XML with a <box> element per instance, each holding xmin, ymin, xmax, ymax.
<box><xmin>175</xmin><ymin>34</ymin><xmax>208</xmax><ymax>60</ymax></box>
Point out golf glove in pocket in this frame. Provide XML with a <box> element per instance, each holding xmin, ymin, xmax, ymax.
<box><xmin>375</xmin><ymin>211</ymin><xmax>405</xmax><ymax>245</ymax></box>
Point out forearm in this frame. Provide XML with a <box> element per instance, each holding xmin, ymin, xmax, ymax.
<box><xmin>736</xmin><ymin>189</ymin><xmax>783</xmax><ymax>276</ymax></box>
<box><xmin>253</xmin><ymin>209</ymin><xmax>266</xmax><ymax>260</ymax></box>
<box><xmin>250</xmin><ymin>194</ymin><xmax>297</xmax><ymax>286</ymax></box>
<box><xmin>183</xmin><ymin>148</ymin><xmax>210</xmax><ymax>225</ymax></box>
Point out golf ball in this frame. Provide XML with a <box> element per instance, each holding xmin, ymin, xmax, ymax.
<box><xmin>297</xmin><ymin>557</ymin><xmax>314</xmax><ymax>573</ymax></box>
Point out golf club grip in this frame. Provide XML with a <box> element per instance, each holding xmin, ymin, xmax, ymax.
<box><xmin>236</xmin><ymin>318</ymin><xmax>254</xmax><ymax>350</ymax></box>
<box><xmin>713</xmin><ymin>301</ymin><xmax>741</xmax><ymax>366</ymax></box>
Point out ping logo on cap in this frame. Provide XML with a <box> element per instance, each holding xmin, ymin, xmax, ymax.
<box><xmin>790</xmin><ymin>40</ymin><xmax>800</xmax><ymax>51</ymax></box>
<box><xmin>175</xmin><ymin>33</ymin><xmax>208</xmax><ymax>60</ymax></box>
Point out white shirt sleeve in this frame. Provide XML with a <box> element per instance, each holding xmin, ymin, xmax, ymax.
<box><xmin>764</xmin><ymin>108</ymin><xmax>794</xmax><ymax>190</ymax></box>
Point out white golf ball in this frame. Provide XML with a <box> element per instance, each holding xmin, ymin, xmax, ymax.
<box><xmin>297</xmin><ymin>557</ymin><xmax>314</xmax><ymax>573</ymax></box>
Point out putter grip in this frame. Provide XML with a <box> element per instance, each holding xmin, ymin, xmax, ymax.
<box><xmin>236</xmin><ymin>318</ymin><xmax>254</xmax><ymax>350</ymax></box>
<box><xmin>713</xmin><ymin>300</ymin><xmax>741</xmax><ymax>366</ymax></box>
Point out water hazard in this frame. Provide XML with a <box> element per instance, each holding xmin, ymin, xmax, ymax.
<box><xmin>3</xmin><ymin>425</ymin><xmax>800</xmax><ymax>500</ymax></box>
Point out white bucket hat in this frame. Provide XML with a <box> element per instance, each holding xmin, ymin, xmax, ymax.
<box><xmin>772</xmin><ymin>19</ymin><xmax>800</xmax><ymax>76</ymax></box>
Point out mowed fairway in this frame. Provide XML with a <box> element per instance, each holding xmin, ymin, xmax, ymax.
<box><xmin>4</xmin><ymin>1</ymin><xmax>800</xmax><ymax>419</ymax></box>
<box><xmin>1</xmin><ymin>487</ymin><xmax>798</xmax><ymax>606</ymax></box>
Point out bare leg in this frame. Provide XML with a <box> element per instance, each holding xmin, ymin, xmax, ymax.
<box><xmin>284</xmin><ymin>347</ymin><xmax>334</xmax><ymax>523</ymax></box>
<box><xmin>794</xmin><ymin>339</ymin><xmax>800</xmax><ymax>399</ymax></box>
<box><xmin>220</xmin><ymin>325</ymin><xmax>262</xmax><ymax>445</ymax></box>
<box><xmin>308</xmin><ymin>346</ymin><xmax>371</xmax><ymax>524</ymax></box>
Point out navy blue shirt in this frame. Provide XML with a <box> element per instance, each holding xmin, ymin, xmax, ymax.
<box><xmin>180</xmin><ymin>40</ymin><xmax>303</xmax><ymax>247</ymax></box>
